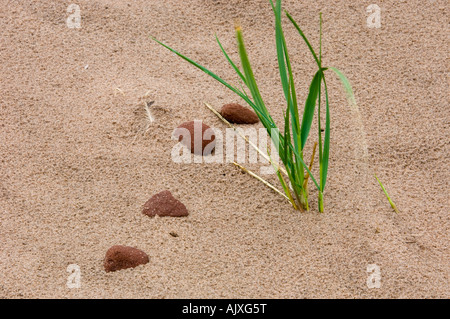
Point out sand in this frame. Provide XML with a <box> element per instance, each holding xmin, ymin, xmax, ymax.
<box><xmin>0</xmin><ymin>0</ymin><xmax>448</xmax><ymax>298</ymax></box>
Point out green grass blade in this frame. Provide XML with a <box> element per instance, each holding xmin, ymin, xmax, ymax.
<box><xmin>283</xmin><ymin>107</ymin><xmax>291</xmax><ymax>163</ymax></box>
<box><xmin>287</xmin><ymin>73</ymin><xmax>304</xmax><ymax>187</ymax></box>
<box><xmin>320</xmin><ymin>75</ymin><xmax>331</xmax><ymax>191</ymax></box>
<box><xmin>215</xmin><ymin>34</ymin><xmax>247</xmax><ymax>86</ymax></box>
<box><xmin>272</xmin><ymin>1</ymin><xmax>301</xmax><ymax>142</ymax></box>
<box><xmin>320</xmin><ymin>67</ymin><xmax>354</xmax><ymax>191</ymax></box>
<box><xmin>319</xmin><ymin>12</ymin><xmax>322</xmax><ymax>65</ymax></box>
<box><xmin>267</xmin><ymin>147</ymin><xmax>298</xmax><ymax>210</ymax></box>
<box><xmin>235</xmin><ymin>25</ymin><xmax>285</xmax><ymax>157</ymax></box>
<box><xmin>235</xmin><ymin>27</ymin><xmax>269</xmax><ymax>119</ymax></box>
<box><xmin>327</xmin><ymin>67</ymin><xmax>356</xmax><ymax>105</ymax></box>
<box><xmin>239</xmin><ymin>81</ymin><xmax>250</xmax><ymax>100</ymax></box>
<box><xmin>322</xmin><ymin>68</ymin><xmax>355</xmax><ymax>190</ymax></box>
<box><xmin>317</xmin><ymin>75</ymin><xmax>323</xmax><ymax>170</ymax></box>
<box><xmin>151</xmin><ymin>36</ymin><xmax>249</xmax><ymax>105</ymax></box>
<box><xmin>151</xmin><ymin>36</ymin><xmax>276</xmax><ymax>131</ymax></box>
<box><xmin>272</xmin><ymin>0</ymin><xmax>289</xmax><ymax>103</ymax></box>
<box><xmin>289</xmin><ymin>143</ymin><xmax>320</xmax><ymax>191</ymax></box>
<box><xmin>277</xmin><ymin>1</ymin><xmax>301</xmax><ymax>154</ymax></box>
<box><xmin>272</xmin><ymin>0</ymin><xmax>304</xmax><ymax>191</ymax></box>
<box><xmin>286</xmin><ymin>52</ymin><xmax>300</xmax><ymax>146</ymax></box>
<box><xmin>301</xmin><ymin>70</ymin><xmax>322</xmax><ymax>149</ymax></box>
<box><xmin>375</xmin><ymin>174</ymin><xmax>400</xmax><ymax>213</ymax></box>
<box><xmin>285</xmin><ymin>11</ymin><xmax>321</xmax><ymax>69</ymax></box>
<box><xmin>269</xmin><ymin>0</ymin><xmax>276</xmax><ymax>12</ymax></box>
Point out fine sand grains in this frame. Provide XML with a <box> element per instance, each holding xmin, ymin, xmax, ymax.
<box><xmin>0</xmin><ymin>0</ymin><xmax>448</xmax><ymax>298</ymax></box>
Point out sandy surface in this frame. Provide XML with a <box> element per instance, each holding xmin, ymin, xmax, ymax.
<box><xmin>0</xmin><ymin>0</ymin><xmax>448</xmax><ymax>298</ymax></box>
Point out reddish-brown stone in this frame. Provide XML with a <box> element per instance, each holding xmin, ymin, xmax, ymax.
<box><xmin>104</xmin><ymin>245</ymin><xmax>149</xmax><ymax>272</ymax></box>
<box><xmin>220</xmin><ymin>103</ymin><xmax>259</xmax><ymax>124</ymax></box>
<box><xmin>175</xmin><ymin>120</ymin><xmax>215</xmax><ymax>155</ymax></box>
<box><xmin>142</xmin><ymin>190</ymin><xmax>188</xmax><ymax>217</ymax></box>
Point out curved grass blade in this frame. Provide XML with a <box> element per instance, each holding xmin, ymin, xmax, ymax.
<box><xmin>235</xmin><ymin>25</ymin><xmax>285</xmax><ymax>156</ymax></box>
<box><xmin>301</xmin><ymin>70</ymin><xmax>322</xmax><ymax>149</ymax></box>
<box><xmin>235</xmin><ymin>26</ymin><xmax>269</xmax><ymax>120</ymax></box>
<box><xmin>320</xmin><ymin>67</ymin><xmax>355</xmax><ymax>191</ymax></box>
<box><xmin>215</xmin><ymin>34</ymin><xmax>247</xmax><ymax>86</ymax></box>
<box><xmin>151</xmin><ymin>36</ymin><xmax>250</xmax><ymax>106</ymax></box>
<box><xmin>375</xmin><ymin>174</ymin><xmax>400</xmax><ymax>213</ymax></box>
<box><xmin>285</xmin><ymin>11</ymin><xmax>321</xmax><ymax>69</ymax></box>
<box><xmin>151</xmin><ymin>36</ymin><xmax>277</xmax><ymax>130</ymax></box>
<box><xmin>327</xmin><ymin>66</ymin><xmax>356</xmax><ymax>105</ymax></box>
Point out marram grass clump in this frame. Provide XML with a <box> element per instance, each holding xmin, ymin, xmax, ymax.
<box><xmin>152</xmin><ymin>0</ymin><xmax>356</xmax><ymax>212</ymax></box>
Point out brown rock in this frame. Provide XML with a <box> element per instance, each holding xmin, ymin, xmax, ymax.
<box><xmin>104</xmin><ymin>245</ymin><xmax>149</xmax><ymax>272</ymax></box>
<box><xmin>175</xmin><ymin>120</ymin><xmax>215</xmax><ymax>155</ymax></box>
<box><xmin>220</xmin><ymin>103</ymin><xmax>259</xmax><ymax>124</ymax></box>
<box><xmin>142</xmin><ymin>190</ymin><xmax>188</xmax><ymax>217</ymax></box>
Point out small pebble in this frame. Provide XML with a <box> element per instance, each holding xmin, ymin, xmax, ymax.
<box><xmin>220</xmin><ymin>103</ymin><xmax>259</xmax><ymax>124</ymax></box>
<box><xmin>174</xmin><ymin>120</ymin><xmax>215</xmax><ymax>155</ymax></box>
<box><xmin>142</xmin><ymin>190</ymin><xmax>189</xmax><ymax>217</ymax></box>
<box><xmin>104</xmin><ymin>245</ymin><xmax>149</xmax><ymax>272</ymax></box>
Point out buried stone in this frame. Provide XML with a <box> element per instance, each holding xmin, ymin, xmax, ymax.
<box><xmin>104</xmin><ymin>245</ymin><xmax>149</xmax><ymax>272</ymax></box>
<box><xmin>142</xmin><ymin>190</ymin><xmax>188</xmax><ymax>217</ymax></box>
<box><xmin>220</xmin><ymin>103</ymin><xmax>259</xmax><ymax>124</ymax></box>
<box><xmin>174</xmin><ymin>120</ymin><xmax>215</xmax><ymax>155</ymax></box>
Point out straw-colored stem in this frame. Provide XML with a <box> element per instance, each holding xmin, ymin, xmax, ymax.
<box><xmin>300</xmin><ymin>141</ymin><xmax>317</xmax><ymax>211</ymax></box>
<box><xmin>232</xmin><ymin>162</ymin><xmax>293</xmax><ymax>204</ymax></box>
<box><xmin>204</xmin><ymin>102</ymin><xmax>288</xmax><ymax>176</ymax></box>
<box><xmin>267</xmin><ymin>151</ymin><xmax>299</xmax><ymax>210</ymax></box>
<box><xmin>277</xmin><ymin>170</ymin><xmax>299</xmax><ymax>210</ymax></box>
<box><xmin>303</xmin><ymin>141</ymin><xmax>318</xmax><ymax>190</ymax></box>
